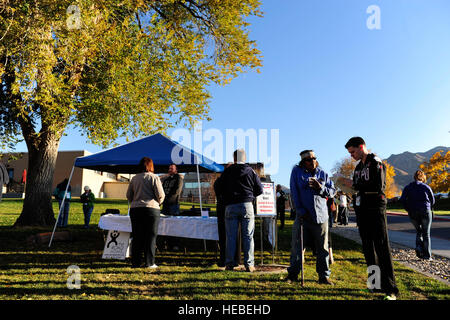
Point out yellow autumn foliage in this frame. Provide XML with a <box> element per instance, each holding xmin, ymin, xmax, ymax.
<box><xmin>383</xmin><ymin>161</ymin><xmax>400</xmax><ymax>199</ymax></box>
<box><xmin>420</xmin><ymin>151</ymin><xmax>450</xmax><ymax>194</ymax></box>
<box><xmin>332</xmin><ymin>157</ymin><xmax>400</xmax><ymax>198</ymax></box>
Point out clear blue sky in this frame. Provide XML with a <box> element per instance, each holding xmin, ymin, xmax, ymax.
<box><xmin>15</xmin><ymin>0</ymin><xmax>450</xmax><ymax>187</ymax></box>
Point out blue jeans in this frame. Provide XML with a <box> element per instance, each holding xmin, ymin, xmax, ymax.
<box><xmin>288</xmin><ymin>216</ymin><xmax>331</xmax><ymax>279</ymax></box>
<box><xmin>57</xmin><ymin>200</ymin><xmax>70</xmax><ymax>227</ymax></box>
<box><xmin>409</xmin><ymin>209</ymin><xmax>432</xmax><ymax>259</ymax></box>
<box><xmin>225</xmin><ymin>202</ymin><xmax>255</xmax><ymax>268</ymax></box>
<box><xmin>83</xmin><ymin>205</ymin><xmax>94</xmax><ymax>227</ymax></box>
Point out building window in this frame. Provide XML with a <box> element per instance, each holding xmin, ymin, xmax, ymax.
<box><xmin>107</xmin><ymin>172</ymin><xmax>117</xmax><ymax>180</ymax></box>
<box><xmin>185</xmin><ymin>182</ymin><xmax>210</xmax><ymax>189</ymax></box>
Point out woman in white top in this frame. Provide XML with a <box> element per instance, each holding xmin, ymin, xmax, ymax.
<box><xmin>338</xmin><ymin>192</ymin><xmax>349</xmax><ymax>225</ymax></box>
<box><xmin>126</xmin><ymin>157</ymin><xmax>165</xmax><ymax>268</ymax></box>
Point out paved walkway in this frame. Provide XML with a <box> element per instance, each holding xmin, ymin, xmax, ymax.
<box><xmin>330</xmin><ymin>220</ymin><xmax>450</xmax><ymax>259</ymax></box>
<box><xmin>386</xmin><ymin>210</ymin><xmax>450</xmax><ymax>222</ymax></box>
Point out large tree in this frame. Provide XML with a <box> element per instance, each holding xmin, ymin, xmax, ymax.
<box><xmin>0</xmin><ymin>0</ymin><xmax>262</xmax><ymax>226</ymax></box>
<box><xmin>420</xmin><ymin>150</ymin><xmax>450</xmax><ymax>194</ymax></box>
<box><xmin>331</xmin><ymin>156</ymin><xmax>400</xmax><ymax>198</ymax></box>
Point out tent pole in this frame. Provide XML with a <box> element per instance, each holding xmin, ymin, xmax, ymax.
<box><xmin>49</xmin><ymin>165</ymin><xmax>75</xmax><ymax>248</ymax></box>
<box><xmin>196</xmin><ymin>163</ymin><xmax>203</xmax><ymax>213</ymax></box>
<box><xmin>196</xmin><ymin>163</ymin><xmax>206</xmax><ymax>252</ymax></box>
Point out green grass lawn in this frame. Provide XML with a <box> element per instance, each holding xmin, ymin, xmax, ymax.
<box><xmin>0</xmin><ymin>199</ymin><xmax>449</xmax><ymax>300</ymax></box>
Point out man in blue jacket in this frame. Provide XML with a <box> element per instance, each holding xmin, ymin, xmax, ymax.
<box><xmin>215</xmin><ymin>149</ymin><xmax>264</xmax><ymax>272</ymax></box>
<box><xmin>287</xmin><ymin>150</ymin><xmax>336</xmax><ymax>285</ymax></box>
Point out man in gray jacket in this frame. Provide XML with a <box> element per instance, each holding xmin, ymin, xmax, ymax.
<box><xmin>161</xmin><ymin>164</ymin><xmax>184</xmax><ymax>216</ymax></box>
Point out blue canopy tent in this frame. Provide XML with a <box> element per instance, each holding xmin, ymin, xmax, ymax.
<box><xmin>49</xmin><ymin>133</ymin><xmax>224</xmax><ymax>247</ymax></box>
<box><xmin>73</xmin><ymin>133</ymin><xmax>224</xmax><ymax>174</ymax></box>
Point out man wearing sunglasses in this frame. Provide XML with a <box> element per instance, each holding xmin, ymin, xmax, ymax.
<box><xmin>287</xmin><ymin>150</ymin><xmax>336</xmax><ymax>285</ymax></box>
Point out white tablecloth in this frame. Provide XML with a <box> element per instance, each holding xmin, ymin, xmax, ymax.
<box><xmin>98</xmin><ymin>214</ymin><xmax>219</xmax><ymax>241</ymax></box>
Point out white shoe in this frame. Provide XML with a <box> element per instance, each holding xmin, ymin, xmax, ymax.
<box><xmin>148</xmin><ymin>264</ymin><xmax>158</xmax><ymax>269</ymax></box>
<box><xmin>383</xmin><ymin>294</ymin><xmax>396</xmax><ymax>300</ymax></box>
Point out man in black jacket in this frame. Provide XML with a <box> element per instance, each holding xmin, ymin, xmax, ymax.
<box><xmin>343</xmin><ymin>137</ymin><xmax>399</xmax><ymax>300</ymax></box>
<box><xmin>215</xmin><ymin>149</ymin><xmax>263</xmax><ymax>272</ymax></box>
<box><xmin>214</xmin><ymin>163</ymin><xmax>234</xmax><ymax>267</ymax></box>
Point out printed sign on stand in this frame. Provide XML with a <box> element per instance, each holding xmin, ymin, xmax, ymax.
<box><xmin>102</xmin><ymin>230</ymin><xmax>131</xmax><ymax>260</ymax></box>
<box><xmin>256</xmin><ymin>182</ymin><xmax>276</xmax><ymax>216</ymax></box>
<box><xmin>255</xmin><ymin>182</ymin><xmax>277</xmax><ymax>261</ymax></box>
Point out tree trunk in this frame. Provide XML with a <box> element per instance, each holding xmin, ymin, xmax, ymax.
<box><xmin>14</xmin><ymin>135</ymin><xmax>61</xmax><ymax>227</ymax></box>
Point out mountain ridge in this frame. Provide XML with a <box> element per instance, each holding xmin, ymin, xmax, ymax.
<box><xmin>384</xmin><ymin>146</ymin><xmax>449</xmax><ymax>190</ymax></box>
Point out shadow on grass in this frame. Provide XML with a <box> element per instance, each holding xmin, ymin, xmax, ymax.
<box><xmin>0</xmin><ymin>285</ymin><xmax>372</xmax><ymax>300</ymax></box>
<box><xmin>0</xmin><ymin>286</ymin><xmax>126</xmax><ymax>297</ymax></box>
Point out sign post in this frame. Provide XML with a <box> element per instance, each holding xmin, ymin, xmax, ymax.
<box><xmin>255</xmin><ymin>182</ymin><xmax>277</xmax><ymax>265</ymax></box>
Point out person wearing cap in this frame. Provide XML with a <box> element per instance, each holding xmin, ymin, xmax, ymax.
<box><xmin>343</xmin><ymin>137</ymin><xmax>399</xmax><ymax>300</ymax></box>
<box><xmin>287</xmin><ymin>150</ymin><xmax>336</xmax><ymax>285</ymax></box>
<box><xmin>80</xmin><ymin>185</ymin><xmax>96</xmax><ymax>228</ymax></box>
<box><xmin>214</xmin><ymin>149</ymin><xmax>264</xmax><ymax>272</ymax></box>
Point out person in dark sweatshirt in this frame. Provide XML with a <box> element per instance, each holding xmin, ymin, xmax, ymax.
<box><xmin>215</xmin><ymin>149</ymin><xmax>263</xmax><ymax>272</ymax></box>
<box><xmin>160</xmin><ymin>164</ymin><xmax>183</xmax><ymax>250</ymax></box>
<box><xmin>400</xmin><ymin>170</ymin><xmax>435</xmax><ymax>260</ymax></box>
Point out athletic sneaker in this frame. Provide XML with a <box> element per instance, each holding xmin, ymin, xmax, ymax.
<box><xmin>383</xmin><ymin>294</ymin><xmax>396</xmax><ymax>300</ymax></box>
<box><xmin>147</xmin><ymin>264</ymin><xmax>158</xmax><ymax>269</ymax></box>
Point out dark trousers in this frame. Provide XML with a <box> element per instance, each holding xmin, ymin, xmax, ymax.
<box><xmin>217</xmin><ymin>203</ymin><xmax>227</xmax><ymax>266</ymax></box>
<box><xmin>277</xmin><ymin>207</ymin><xmax>285</xmax><ymax>229</ymax></box>
<box><xmin>130</xmin><ymin>207</ymin><xmax>160</xmax><ymax>267</ymax></box>
<box><xmin>339</xmin><ymin>206</ymin><xmax>348</xmax><ymax>225</ymax></box>
<box><xmin>82</xmin><ymin>204</ymin><xmax>93</xmax><ymax>227</ymax></box>
<box><xmin>355</xmin><ymin>206</ymin><xmax>398</xmax><ymax>295</ymax></box>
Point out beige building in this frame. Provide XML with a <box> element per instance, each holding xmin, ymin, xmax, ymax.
<box><xmin>1</xmin><ymin>151</ymin><xmax>130</xmax><ymax>198</ymax></box>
